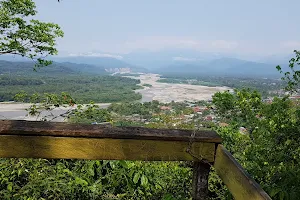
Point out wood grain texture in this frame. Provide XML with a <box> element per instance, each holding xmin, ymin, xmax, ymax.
<box><xmin>0</xmin><ymin>120</ymin><xmax>222</xmax><ymax>143</ymax></box>
<box><xmin>0</xmin><ymin>135</ymin><xmax>216</xmax><ymax>161</ymax></box>
<box><xmin>214</xmin><ymin>145</ymin><xmax>272</xmax><ymax>200</ymax></box>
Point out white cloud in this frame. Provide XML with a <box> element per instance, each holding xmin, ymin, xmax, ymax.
<box><xmin>173</xmin><ymin>57</ymin><xmax>201</xmax><ymax>61</ymax></box>
<box><xmin>69</xmin><ymin>52</ymin><xmax>123</xmax><ymax>59</ymax></box>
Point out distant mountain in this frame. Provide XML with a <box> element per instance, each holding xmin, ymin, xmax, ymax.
<box><xmin>122</xmin><ymin>49</ymin><xmax>291</xmax><ymax>76</ymax></box>
<box><xmin>226</xmin><ymin>61</ymin><xmax>278</xmax><ymax>77</ymax></box>
<box><xmin>53</xmin><ymin>62</ymin><xmax>107</xmax><ymax>74</ymax></box>
<box><xmin>208</xmin><ymin>57</ymin><xmax>247</xmax><ymax>70</ymax></box>
<box><xmin>0</xmin><ymin>60</ymin><xmax>107</xmax><ymax>76</ymax></box>
<box><xmin>258</xmin><ymin>54</ymin><xmax>293</xmax><ymax>65</ymax></box>
<box><xmin>0</xmin><ymin>54</ymin><xmax>148</xmax><ymax>73</ymax></box>
<box><xmin>0</xmin><ymin>49</ymin><xmax>291</xmax><ymax>77</ymax></box>
<box><xmin>122</xmin><ymin>49</ymin><xmax>227</xmax><ymax>69</ymax></box>
<box><xmin>52</xmin><ymin>56</ymin><xmax>148</xmax><ymax>73</ymax></box>
<box><xmin>155</xmin><ymin>57</ymin><xmax>283</xmax><ymax>78</ymax></box>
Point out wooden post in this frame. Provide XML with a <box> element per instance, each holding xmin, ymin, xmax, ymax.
<box><xmin>192</xmin><ymin>161</ymin><xmax>211</xmax><ymax>200</ymax></box>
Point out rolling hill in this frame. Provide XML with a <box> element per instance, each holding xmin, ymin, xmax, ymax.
<box><xmin>0</xmin><ymin>60</ymin><xmax>107</xmax><ymax>76</ymax></box>
<box><xmin>52</xmin><ymin>56</ymin><xmax>148</xmax><ymax>73</ymax></box>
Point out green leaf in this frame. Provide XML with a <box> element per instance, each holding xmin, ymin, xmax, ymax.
<box><xmin>88</xmin><ymin>166</ymin><xmax>94</xmax><ymax>177</ymax></box>
<box><xmin>279</xmin><ymin>191</ymin><xmax>285</xmax><ymax>200</ymax></box>
<box><xmin>63</xmin><ymin>169</ymin><xmax>72</xmax><ymax>175</ymax></box>
<box><xmin>162</xmin><ymin>194</ymin><xmax>174</xmax><ymax>200</ymax></box>
<box><xmin>141</xmin><ymin>174</ymin><xmax>148</xmax><ymax>187</ymax></box>
<box><xmin>75</xmin><ymin>177</ymin><xmax>88</xmax><ymax>186</ymax></box>
<box><xmin>276</xmin><ymin>65</ymin><xmax>282</xmax><ymax>71</ymax></box>
<box><xmin>133</xmin><ymin>173</ymin><xmax>140</xmax><ymax>184</ymax></box>
<box><xmin>119</xmin><ymin>160</ymin><xmax>128</xmax><ymax>168</ymax></box>
<box><xmin>7</xmin><ymin>183</ymin><xmax>12</xmax><ymax>192</ymax></box>
<box><xmin>270</xmin><ymin>188</ymin><xmax>281</xmax><ymax>197</ymax></box>
<box><xmin>285</xmin><ymin>139</ymin><xmax>291</xmax><ymax>146</ymax></box>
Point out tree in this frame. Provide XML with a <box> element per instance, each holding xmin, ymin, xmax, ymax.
<box><xmin>0</xmin><ymin>0</ymin><xmax>64</xmax><ymax>67</ymax></box>
<box><xmin>277</xmin><ymin>50</ymin><xmax>300</xmax><ymax>93</ymax></box>
<box><xmin>213</xmin><ymin>88</ymin><xmax>300</xmax><ymax>199</ymax></box>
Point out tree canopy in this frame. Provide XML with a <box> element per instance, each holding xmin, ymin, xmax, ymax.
<box><xmin>212</xmin><ymin>59</ymin><xmax>300</xmax><ymax>199</ymax></box>
<box><xmin>0</xmin><ymin>0</ymin><xmax>63</xmax><ymax>67</ymax></box>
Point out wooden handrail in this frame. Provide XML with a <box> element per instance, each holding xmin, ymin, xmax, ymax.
<box><xmin>0</xmin><ymin>120</ymin><xmax>221</xmax><ymax>142</ymax></box>
<box><xmin>0</xmin><ymin>120</ymin><xmax>271</xmax><ymax>200</ymax></box>
<box><xmin>214</xmin><ymin>145</ymin><xmax>271</xmax><ymax>200</ymax></box>
<box><xmin>0</xmin><ymin>120</ymin><xmax>220</xmax><ymax>162</ymax></box>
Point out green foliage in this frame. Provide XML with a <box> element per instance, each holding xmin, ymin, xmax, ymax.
<box><xmin>0</xmin><ymin>159</ymin><xmax>192</xmax><ymax>200</ymax></box>
<box><xmin>108</xmin><ymin>101</ymin><xmax>161</xmax><ymax>117</ymax></box>
<box><xmin>277</xmin><ymin>50</ymin><xmax>300</xmax><ymax>93</ymax></box>
<box><xmin>213</xmin><ymin>89</ymin><xmax>300</xmax><ymax>200</ymax></box>
<box><xmin>213</xmin><ymin>89</ymin><xmax>262</xmax><ymax>129</ymax></box>
<box><xmin>0</xmin><ymin>60</ymin><xmax>107</xmax><ymax>75</ymax></box>
<box><xmin>0</xmin><ymin>0</ymin><xmax>64</xmax><ymax>68</ymax></box>
<box><xmin>0</xmin><ymin>75</ymin><xmax>142</xmax><ymax>103</ymax></box>
<box><xmin>14</xmin><ymin>92</ymin><xmax>114</xmax><ymax>123</ymax></box>
<box><xmin>69</xmin><ymin>103</ymin><xmax>112</xmax><ymax>124</ymax></box>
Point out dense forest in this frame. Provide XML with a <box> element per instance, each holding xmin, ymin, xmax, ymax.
<box><xmin>0</xmin><ymin>60</ymin><xmax>142</xmax><ymax>103</ymax></box>
<box><xmin>0</xmin><ymin>74</ymin><xmax>142</xmax><ymax>103</ymax></box>
<box><xmin>0</xmin><ymin>60</ymin><xmax>107</xmax><ymax>75</ymax></box>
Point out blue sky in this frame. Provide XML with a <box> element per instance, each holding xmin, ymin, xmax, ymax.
<box><xmin>34</xmin><ymin>0</ymin><xmax>300</xmax><ymax>57</ymax></box>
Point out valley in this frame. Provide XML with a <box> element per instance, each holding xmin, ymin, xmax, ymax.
<box><xmin>0</xmin><ymin>72</ymin><xmax>231</xmax><ymax>120</ymax></box>
<box><xmin>126</xmin><ymin>73</ymin><xmax>231</xmax><ymax>103</ymax></box>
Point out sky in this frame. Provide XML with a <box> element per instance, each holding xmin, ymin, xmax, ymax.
<box><xmin>34</xmin><ymin>0</ymin><xmax>300</xmax><ymax>57</ymax></box>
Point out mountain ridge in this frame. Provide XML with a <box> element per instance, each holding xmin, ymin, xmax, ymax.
<box><xmin>154</xmin><ymin>57</ymin><xmax>287</xmax><ymax>78</ymax></box>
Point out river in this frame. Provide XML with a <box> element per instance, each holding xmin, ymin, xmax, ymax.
<box><xmin>1</xmin><ymin>73</ymin><xmax>231</xmax><ymax>121</ymax></box>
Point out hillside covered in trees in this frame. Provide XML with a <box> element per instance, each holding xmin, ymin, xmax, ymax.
<box><xmin>0</xmin><ymin>60</ymin><xmax>142</xmax><ymax>103</ymax></box>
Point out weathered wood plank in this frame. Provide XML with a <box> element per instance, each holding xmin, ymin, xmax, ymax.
<box><xmin>214</xmin><ymin>145</ymin><xmax>272</xmax><ymax>200</ymax></box>
<box><xmin>0</xmin><ymin>120</ymin><xmax>222</xmax><ymax>143</ymax></box>
<box><xmin>192</xmin><ymin>161</ymin><xmax>211</xmax><ymax>200</ymax></box>
<box><xmin>0</xmin><ymin>135</ymin><xmax>216</xmax><ymax>161</ymax></box>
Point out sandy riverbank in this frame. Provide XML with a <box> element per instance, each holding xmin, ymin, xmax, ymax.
<box><xmin>127</xmin><ymin>74</ymin><xmax>231</xmax><ymax>103</ymax></box>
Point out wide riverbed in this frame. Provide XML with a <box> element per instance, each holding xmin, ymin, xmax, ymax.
<box><xmin>1</xmin><ymin>73</ymin><xmax>231</xmax><ymax>121</ymax></box>
<box><xmin>130</xmin><ymin>74</ymin><xmax>231</xmax><ymax>103</ymax></box>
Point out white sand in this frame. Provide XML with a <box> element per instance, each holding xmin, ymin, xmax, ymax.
<box><xmin>131</xmin><ymin>74</ymin><xmax>231</xmax><ymax>103</ymax></box>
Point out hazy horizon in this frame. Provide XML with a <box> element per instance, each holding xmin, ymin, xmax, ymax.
<box><xmin>32</xmin><ymin>0</ymin><xmax>300</xmax><ymax>60</ymax></box>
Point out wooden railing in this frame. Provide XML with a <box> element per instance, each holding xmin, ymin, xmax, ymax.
<box><xmin>0</xmin><ymin>120</ymin><xmax>271</xmax><ymax>200</ymax></box>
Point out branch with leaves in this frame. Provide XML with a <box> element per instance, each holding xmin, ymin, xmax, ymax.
<box><xmin>0</xmin><ymin>0</ymin><xmax>64</xmax><ymax>68</ymax></box>
<box><xmin>277</xmin><ymin>50</ymin><xmax>300</xmax><ymax>93</ymax></box>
